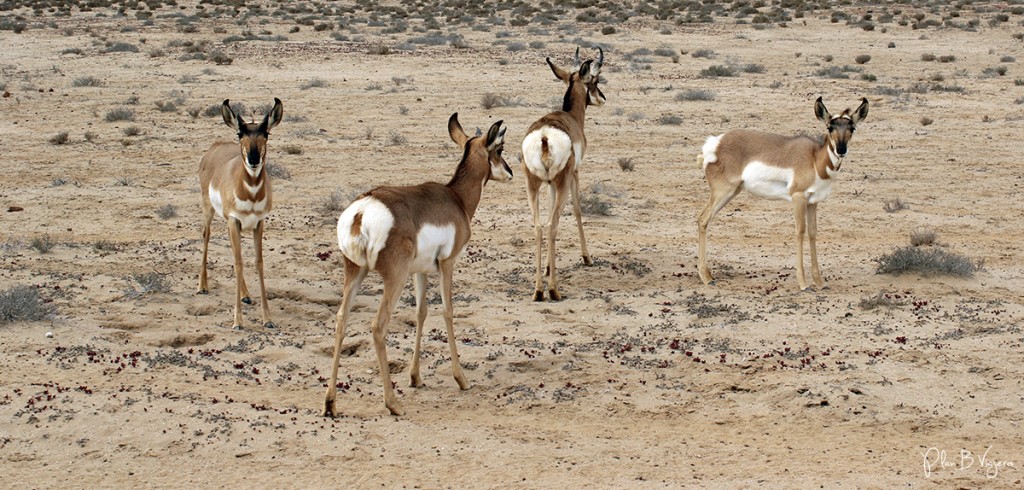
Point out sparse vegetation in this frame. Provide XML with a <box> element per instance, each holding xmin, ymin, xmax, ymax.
<box><xmin>919</xmin><ymin>117</ymin><xmax>933</xmax><ymax>126</ymax></box>
<box><xmin>104</xmin><ymin>108</ymin><xmax>136</xmax><ymax>122</ymax></box>
<box><xmin>883</xmin><ymin>198</ymin><xmax>909</xmax><ymax>213</ymax></box>
<box><xmin>618</xmin><ymin>157</ymin><xmax>635</xmax><ymax>172</ymax></box>
<box><xmin>699</xmin><ymin>65</ymin><xmax>736</xmax><ymax>77</ymax></box>
<box><xmin>300</xmin><ymin>77</ymin><xmax>329</xmax><ymax>90</ymax></box>
<box><xmin>658</xmin><ymin>114</ymin><xmax>683</xmax><ymax>125</ymax></box>
<box><xmin>155</xmin><ymin>204</ymin><xmax>177</xmax><ymax>220</ymax></box>
<box><xmin>386</xmin><ymin>130</ymin><xmax>408</xmax><ymax>146</ymax></box>
<box><xmin>49</xmin><ymin>132</ymin><xmax>70</xmax><ymax>145</ymax></box>
<box><xmin>580</xmin><ymin>193</ymin><xmax>612</xmax><ymax>216</ymax></box>
<box><xmin>911</xmin><ymin>228</ymin><xmax>937</xmax><ymax>247</ymax></box>
<box><xmin>30</xmin><ymin>235</ymin><xmax>56</xmax><ymax>254</ymax></box>
<box><xmin>0</xmin><ymin>285</ymin><xmax>55</xmax><ymax>324</ymax></box>
<box><xmin>72</xmin><ymin>76</ymin><xmax>102</xmax><ymax>87</ymax></box>
<box><xmin>123</xmin><ymin>126</ymin><xmax>142</xmax><ymax>137</ymax></box>
<box><xmin>858</xmin><ymin>291</ymin><xmax>906</xmax><ymax>310</ymax></box>
<box><xmin>855</xmin><ymin>54</ymin><xmax>872</xmax><ymax>64</ymax></box>
<box><xmin>675</xmin><ymin>89</ymin><xmax>715</xmax><ymax>101</ymax></box>
<box><xmin>123</xmin><ymin>272</ymin><xmax>171</xmax><ymax>299</ymax></box>
<box><xmin>481</xmin><ymin>93</ymin><xmax>522</xmax><ymax>109</ymax></box>
<box><xmin>875</xmin><ymin>246</ymin><xmax>981</xmax><ymax>277</ymax></box>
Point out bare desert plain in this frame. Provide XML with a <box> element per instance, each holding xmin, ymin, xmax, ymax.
<box><xmin>2</xmin><ymin>0</ymin><xmax>1023</xmax><ymax>488</ymax></box>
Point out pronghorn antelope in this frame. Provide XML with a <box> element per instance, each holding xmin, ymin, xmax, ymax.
<box><xmin>522</xmin><ymin>47</ymin><xmax>606</xmax><ymax>301</ymax></box>
<box><xmin>323</xmin><ymin>113</ymin><xmax>512</xmax><ymax>417</ymax></box>
<box><xmin>197</xmin><ymin>98</ymin><xmax>283</xmax><ymax>329</ymax></box>
<box><xmin>697</xmin><ymin>96</ymin><xmax>869</xmax><ymax>290</ymax></box>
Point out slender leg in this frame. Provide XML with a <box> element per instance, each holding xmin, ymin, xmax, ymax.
<box><xmin>323</xmin><ymin>260</ymin><xmax>367</xmax><ymax>418</ymax></box>
<box><xmin>197</xmin><ymin>210</ymin><xmax>213</xmax><ymax>294</ymax></box>
<box><xmin>807</xmin><ymin>203</ymin><xmax>825</xmax><ymax>289</ymax></box>
<box><xmin>409</xmin><ymin>273</ymin><xmax>428</xmax><ymax>388</ymax></box>
<box><xmin>546</xmin><ymin>180</ymin><xmax>571</xmax><ymax>301</ymax></box>
<box><xmin>569</xmin><ymin>168</ymin><xmax>591</xmax><ymax>265</ymax></box>
<box><xmin>792</xmin><ymin>194</ymin><xmax>809</xmax><ymax>290</ymax></box>
<box><xmin>227</xmin><ymin>219</ymin><xmax>246</xmax><ymax>329</ymax></box>
<box><xmin>253</xmin><ymin>220</ymin><xmax>274</xmax><ymax>328</ymax></box>
<box><xmin>696</xmin><ymin>184</ymin><xmax>742</xmax><ymax>285</ymax></box>
<box><xmin>439</xmin><ymin>259</ymin><xmax>468</xmax><ymax>390</ymax></box>
<box><xmin>526</xmin><ymin>176</ymin><xmax>545</xmax><ymax>301</ymax></box>
<box><xmin>373</xmin><ymin>267</ymin><xmax>409</xmax><ymax>416</ymax></box>
<box><xmin>235</xmin><ymin>220</ymin><xmax>252</xmax><ymax>305</ymax></box>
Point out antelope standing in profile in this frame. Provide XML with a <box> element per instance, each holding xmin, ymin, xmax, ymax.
<box><xmin>697</xmin><ymin>96</ymin><xmax>869</xmax><ymax>290</ymax></box>
<box><xmin>522</xmin><ymin>47</ymin><xmax>606</xmax><ymax>301</ymax></box>
<box><xmin>323</xmin><ymin>113</ymin><xmax>512</xmax><ymax>417</ymax></box>
<box><xmin>197</xmin><ymin>98</ymin><xmax>283</xmax><ymax>329</ymax></box>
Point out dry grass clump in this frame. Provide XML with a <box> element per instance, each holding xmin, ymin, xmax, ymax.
<box><xmin>675</xmin><ymin>89</ymin><xmax>715</xmax><ymax>101</ymax></box>
<box><xmin>858</xmin><ymin>291</ymin><xmax>907</xmax><ymax>310</ymax></box>
<box><xmin>0</xmin><ymin>285</ymin><xmax>55</xmax><ymax>324</ymax></box>
<box><xmin>481</xmin><ymin>93</ymin><xmax>523</xmax><ymax>109</ymax></box>
<box><xmin>30</xmin><ymin>235</ymin><xmax>56</xmax><ymax>253</ymax></box>
<box><xmin>910</xmin><ymin>228</ymin><xmax>937</xmax><ymax>246</ymax></box>
<box><xmin>104</xmin><ymin>107</ymin><xmax>136</xmax><ymax>122</ymax></box>
<box><xmin>883</xmin><ymin>197</ymin><xmax>909</xmax><ymax>213</ymax></box>
<box><xmin>875</xmin><ymin>246</ymin><xmax>981</xmax><ymax>277</ymax></box>
<box><xmin>49</xmin><ymin>132</ymin><xmax>70</xmax><ymax>145</ymax></box>
<box><xmin>123</xmin><ymin>272</ymin><xmax>171</xmax><ymax>299</ymax></box>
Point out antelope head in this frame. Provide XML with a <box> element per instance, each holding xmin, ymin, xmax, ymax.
<box><xmin>447</xmin><ymin>113</ymin><xmax>513</xmax><ymax>183</ymax></box>
<box><xmin>221</xmin><ymin>98</ymin><xmax>283</xmax><ymax>175</ymax></box>
<box><xmin>546</xmin><ymin>47</ymin><xmax>606</xmax><ymax>107</ymax></box>
<box><xmin>814</xmin><ymin>96</ymin><xmax>868</xmax><ymax>160</ymax></box>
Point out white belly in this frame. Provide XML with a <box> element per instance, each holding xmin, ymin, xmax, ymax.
<box><xmin>742</xmin><ymin>161</ymin><xmax>794</xmax><ymax>201</ymax></box>
<box><xmin>409</xmin><ymin>224</ymin><xmax>457</xmax><ymax>273</ymax></box>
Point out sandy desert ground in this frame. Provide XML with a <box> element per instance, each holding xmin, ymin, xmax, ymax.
<box><xmin>1</xmin><ymin>1</ymin><xmax>1023</xmax><ymax>487</ymax></box>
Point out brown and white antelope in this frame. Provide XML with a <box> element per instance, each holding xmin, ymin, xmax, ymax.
<box><xmin>522</xmin><ymin>47</ymin><xmax>606</xmax><ymax>301</ymax></box>
<box><xmin>197</xmin><ymin>98</ymin><xmax>283</xmax><ymax>329</ymax></box>
<box><xmin>323</xmin><ymin>113</ymin><xmax>512</xmax><ymax>417</ymax></box>
<box><xmin>697</xmin><ymin>96</ymin><xmax>869</xmax><ymax>290</ymax></box>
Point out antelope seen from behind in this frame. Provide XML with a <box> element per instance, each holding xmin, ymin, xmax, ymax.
<box><xmin>323</xmin><ymin>113</ymin><xmax>512</xmax><ymax>417</ymax></box>
<box><xmin>522</xmin><ymin>47</ymin><xmax>606</xmax><ymax>301</ymax></box>
<box><xmin>697</xmin><ymin>96</ymin><xmax>869</xmax><ymax>290</ymax></box>
<box><xmin>197</xmin><ymin>98</ymin><xmax>283</xmax><ymax>329</ymax></box>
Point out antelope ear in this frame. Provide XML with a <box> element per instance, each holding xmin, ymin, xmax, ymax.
<box><xmin>448</xmin><ymin>113</ymin><xmax>468</xmax><ymax>147</ymax></box>
<box><xmin>221</xmin><ymin>99</ymin><xmax>239</xmax><ymax>130</ymax></box>
<box><xmin>579</xmin><ymin>60</ymin><xmax>594</xmax><ymax>81</ymax></box>
<box><xmin>851</xmin><ymin>97</ymin><xmax>869</xmax><ymax>124</ymax></box>
<box><xmin>261</xmin><ymin>98</ymin><xmax>283</xmax><ymax>132</ymax></box>
<box><xmin>547</xmin><ymin>57</ymin><xmax>571</xmax><ymax>82</ymax></box>
<box><xmin>814</xmin><ymin>96</ymin><xmax>831</xmax><ymax>124</ymax></box>
<box><xmin>486</xmin><ymin>120</ymin><xmax>505</xmax><ymax>150</ymax></box>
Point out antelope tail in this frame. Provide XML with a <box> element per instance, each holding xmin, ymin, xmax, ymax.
<box><xmin>540</xmin><ymin>136</ymin><xmax>553</xmax><ymax>167</ymax></box>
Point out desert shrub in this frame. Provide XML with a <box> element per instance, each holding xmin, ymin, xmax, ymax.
<box><xmin>156</xmin><ymin>204</ymin><xmax>178</xmax><ymax>220</ymax></box>
<box><xmin>580</xmin><ymin>193</ymin><xmax>612</xmax><ymax>216</ymax></box>
<box><xmin>72</xmin><ymin>76</ymin><xmax>102</xmax><ymax>87</ymax></box>
<box><xmin>104</xmin><ymin>107</ymin><xmax>136</xmax><ymax>122</ymax></box>
<box><xmin>209</xmin><ymin>50</ymin><xmax>233</xmax><ymax>65</ymax></box>
<box><xmin>601</xmin><ymin>26</ymin><xmax>616</xmax><ymax>35</ymax></box>
<box><xmin>386</xmin><ymin>130</ymin><xmax>407</xmax><ymax>146</ymax></box>
<box><xmin>105</xmin><ymin>42</ymin><xmax>139</xmax><ymax>53</ymax></box>
<box><xmin>921</xmin><ymin>53</ymin><xmax>937</xmax><ymax>62</ymax></box>
<box><xmin>981</xmin><ymin>66</ymin><xmax>1008</xmax><ymax>77</ymax></box>
<box><xmin>1000</xmin><ymin>55</ymin><xmax>1016</xmax><ymax>63</ymax></box>
<box><xmin>30</xmin><ymin>235</ymin><xmax>56</xmax><ymax>253</ymax></box>
<box><xmin>266</xmin><ymin>163</ymin><xmax>291</xmax><ymax>180</ymax></box>
<box><xmin>507</xmin><ymin>41</ymin><xmax>526</xmax><ymax>52</ymax></box>
<box><xmin>691</xmin><ymin>48</ymin><xmax>715</xmax><ymax>58</ymax></box>
<box><xmin>481</xmin><ymin>93</ymin><xmax>522</xmax><ymax>109</ymax></box>
<box><xmin>938</xmin><ymin>55</ymin><xmax>956</xmax><ymax>63</ymax></box>
<box><xmin>910</xmin><ymin>228</ymin><xmax>937</xmax><ymax>246</ymax></box>
<box><xmin>281</xmin><ymin>145</ymin><xmax>302</xmax><ymax>155</ymax></box>
<box><xmin>817</xmin><ymin>66</ymin><xmax>850</xmax><ymax>79</ymax></box>
<box><xmin>675</xmin><ymin>89</ymin><xmax>715</xmax><ymax>101</ymax></box>
<box><xmin>61</xmin><ymin>47</ymin><xmax>83</xmax><ymax>55</ymax></box>
<box><xmin>320</xmin><ymin>188</ymin><xmax>355</xmax><ymax>214</ymax></box>
<box><xmin>123</xmin><ymin>126</ymin><xmax>142</xmax><ymax>136</ymax></box>
<box><xmin>0</xmin><ymin>285</ymin><xmax>55</xmax><ymax>324</ymax></box>
<box><xmin>301</xmin><ymin>77</ymin><xmax>329</xmax><ymax>90</ymax></box>
<box><xmin>919</xmin><ymin>116</ymin><xmax>933</xmax><ymax>126</ymax></box>
<box><xmin>699</xmin><ymin>65</ymin><xmax>736</xmax><ymax>77</ymax></box>
<box><xmin>861</xmin><ymin>73</ymin><xmax>877</xmax><ymax>82</ymax></box>
<box><xmin>658</xmin><ymin>114</ymin><xmax>683</xmax><ymax>125</ymax></box>
<box><xmin>740</xmin><ymin>63</ymin><xmax>765</xmax><ymax>73</ymax></box>
<box><xmin>875</xmin><ymin>246</ymin><xmax>981</xmax><ymax>277</ymax></box>
<box><xmin>155</xmin><ymin>100</ymin><xmax>178</xmax><ymax>113</ymax></box>
<box><xmin>49</xmin><ymin>132</ymin><xmax>70</xmax><ymax>145</ymax></box>
<box><xmin>618</xmin><ymin>157</ymin><xmax>635</xmax><ymax>172</ymax></box>
<box><xmin>883</xmin><ymin>198</ymin><xmax>909</xmax><ymax>213</ymax></box>
<box><xmin>366</xmin><ymin>43</ymin><xmax>391</xmax><ymax>55</ymax></box>
<box><xmin>123</xmin><ymin>272</ymin><xmax>171</xmax><ymax>299</ymax></box>
<box><xmin>855</xmin><ymin>54</ymin><xmax>872</xmax><ymax>64</ymax></box>
<box><xmin>858</xmin><ymin>291</ymin><xmax>906</xmax><ymax>310</ymax></box>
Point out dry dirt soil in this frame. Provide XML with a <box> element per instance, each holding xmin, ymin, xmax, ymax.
<box><xmin>2</xmin><ymin>1</ymin><xmax>1023</xmax><ymax>488</ymax></box>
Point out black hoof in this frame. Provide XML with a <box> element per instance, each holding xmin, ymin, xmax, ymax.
<box><xmin>197</xmin><ymin>289</ymin><xmax>208</xmax><ymax>295</ymax></box>
<box><xmin>242</xmin><ymin>296</ymin><xmax>253</xmax><ymax>305</ymax></box>
<box><xmin>232</xmin><ymin>325</ymin><xmax>243</xmax><ymax>331</ymax></box>
<box><xmin>582</xmin><ymin>256</ymin><xmax>593</xmax><ymax>266</ymax></box>
<box><xmin>263</xmin><ymin>321</ymin><xmax>276</xmax><ymax>329</ymax></box>
<box><xmin>533</xmin><ymin>291</ymin><xmax>545</xmax><ymax>302</ymax></box>
<box><xmin>548</xmin><ymin>290</ymin><xmax>562</xmax><ymax>302</ymax></box>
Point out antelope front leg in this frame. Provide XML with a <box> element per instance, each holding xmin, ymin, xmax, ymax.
<box><xmin>526</xmin><ymin>178</ymin><xmax>545</xmax><ymax>301</ymax></box>
<box><xmin>807</xmin><ymin>203</ymin><xmax>825</xmax><ymax>289</ymax></box>
<box><xmin>234</xmin><ymin>220</ymin><xmax>253</xmax><ymax>305</ymax></box>
<box><xmin>227</xmin><ymin>219</ymin><xmax>246</xmax><ymax>329</ymax></box>
<box><xmin>439</xmin><ymin>260</ymin><xmax>468</xmax><ymax>390</ymax></box>
<box><xmin>323</xmin><ymin>263</ymin><xmax>367</xmax><ymax>418</ymax></box>
<box><xmin>569</xmin><ymin>169</ymin><xmax>592</xmax><ymax>265</ymax></box>
<box><xmin>792</xmin><ymin>195</ymin><xmax>810</xmax><ymax>291</ymax></box>
<box><xmin>409</xmin><ymin>273</ymin><xmax>428</xmax><ymax>388</ymax></box>
<box><xmin>197</xmin><ymin>212</ymin><xmax>213</xmax><ymax>294</ymax></box>
<box><xmin>253</xmin><ymin>220</ymin><xmax>274</xmax><ymax>328</ymax></box>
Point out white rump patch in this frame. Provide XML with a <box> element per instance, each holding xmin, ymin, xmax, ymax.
<box><xmin>522</xmin><ymin>127</ymin><xmax>572</xmax><ymax>181</ymax></box>
<box><xmin>409</xmin><ymin>224</ymin><xmax>457</xmax><ymax>274</ymax></box>
<box><xmin>208</xmin><ymin>184</ymin><xmax>225</xmax><ymax>219</ymax></box>
<box><xmin>701</xmin><ymin>135</ymin><xmax>722</xmax><ymax>170</ymax></box>
<box><xmin>742</xmin><ymin>161</ymin><xmax>794</xmax><ymax>201</ymax></box>
<box><xmin>337</xmin><ymin>197</ymin><xmax>394</xmax><ymax>270</ymax></box>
